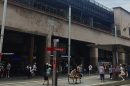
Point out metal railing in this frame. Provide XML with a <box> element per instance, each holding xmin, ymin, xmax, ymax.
<box><xmin>88</xmin><ymin>0</ymin><xmax>112</xmax><ymax>12</ymax></box>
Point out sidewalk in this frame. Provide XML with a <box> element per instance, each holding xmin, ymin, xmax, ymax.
<box><xmin>0</xmin><ymin>74</ymin><xmax>129</xmax><ymax>86</ymax></box>
<box><xmin>58</xmin><ymin>74</ymin><xmax>130</xmax><ymax>86</ymax></box>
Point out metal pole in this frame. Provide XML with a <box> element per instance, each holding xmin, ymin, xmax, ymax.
<box><xmin>52</xmin><ymin>39</ymin><xmax>59</xmax><ymax>86</ymax></box>
<box><xmin>0</xmin><ymin>0</ymin><xmax>7</xmax><ymax>61</ymax></box>
<box><xmin>68</xmin><ymin>5</ymin><xmax>71</xmax><ymax>74</ymax></box>
<box><xmin>115</xmin><ymin>25</ymin><xmax>117</xmax><ymax>45</ymax></box>
<box><xmin>115</xmin><ymin>25</ymin><xmax>118</xmax><ymax>64</ymax></box>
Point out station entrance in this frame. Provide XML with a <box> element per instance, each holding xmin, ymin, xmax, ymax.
<box><xmin>1</xmin><ymin>30</ymin><xmax>46</xmax><ymax>76</ymax></box>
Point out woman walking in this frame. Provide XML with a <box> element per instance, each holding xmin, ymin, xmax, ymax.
<box><xmin>119</xmin><ymin>64</ymin><xmax>125</xmax><ymax>81</ymax></box>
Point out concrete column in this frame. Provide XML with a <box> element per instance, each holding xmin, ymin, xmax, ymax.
<box><xmin>45</xmin><ymin>34</ymin><xmax>52</xmax><ymax>63</ymax></box>
<box><xmin>29</xmin><ymin>35</ymin><xmax>34</xmax><ymax>65</ymax></box>
<box><xmin>118</xmin><ymin>53</ymin><xmax>125</xmax><ymax>64</ymax></box>
<box><xmin>45</xmin><ymin>19</ymin><xmax>54</xmax><ymax>63</ymax></box>
<box><xmin>112</xmin><ymin>51</ymin><xmax>116</xmax><ymax>65</ymax></box>
<box><xmin>90</xmin><ymin>47</ymin><xmax>98</xmax><ymax>66</ymax></box>
<box><xmin>112</xmin><ymin>46</ymin><xmax>119</xmax><ymax>65</ymax></box>
<box><xmin>89</xmin><ymin>17</ymin><xmax>93</xmax><ymax>27</ymax></box>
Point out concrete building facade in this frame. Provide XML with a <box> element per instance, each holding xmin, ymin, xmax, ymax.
<box><xmin>0</xmin><ymin>0</ymin><xmax>130</xmax><ymax>76</ymax></box>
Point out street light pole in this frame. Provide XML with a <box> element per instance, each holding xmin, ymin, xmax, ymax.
<box><xmin>115</xmin><ymin>25</ymin><xmax>117</xmax><ymax>44</ymax></box>
<box><xmin>0</xmin><ymin>0</ymin><xmax>8</xmax><ymax>61</ymax></box>
<box><xmin>68</xmin><ymin>5</ymin><xmax>71</xmax><ymax>74</ymax></box>
<box><xmin>114</xmin><ymin>25</ymin><xmax>118</xmax><ymax>64</ymax></box>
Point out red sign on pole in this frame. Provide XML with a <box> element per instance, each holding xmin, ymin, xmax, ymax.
<box><xmin>47</xmin><ymin>47</ymin><xmax>64</xmax><ymax>52</ymax></box>
<box><xmin>55</xmin><ymin>48</ymin><xmax>64</xmax><ymax>52</ymax></box>
<box><xmin>47</xmin><ymin>47</ymin><xmax>54</xmax><ymax>51</ymax></box>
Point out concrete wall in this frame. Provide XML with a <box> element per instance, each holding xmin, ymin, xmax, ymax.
<box><xmin>114</xmin><ymin>7</ymin><xmax>130</xmax><ymax>38</ymax></box>
<box><xmin>1</xmin><ymin>3</ymin><xmax>130</xmax><ymax>48</ymax></box>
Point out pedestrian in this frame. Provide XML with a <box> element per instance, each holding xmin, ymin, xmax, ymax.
<box><xmin>112</xmin><ymin>65</ymin><xmax>116</xmax><ymax>79</ymax></box>
<box><xmin>32</xmin><ymin>63</ymin><xmax>37</xmax><ymax>76</ymax></box>
<box><xmin>109</xmin><ymin>65</ymin><xmax>112</xmax><ymax>79</ymax></box>
<box><xmin>65</xmin><ymin>63</ymin><xmax>68</xmax><ymax>73</ymax></box>
<box><xmin>0</xmin><ymin>64</ymin><xmax>4</xmax><ymax>78</ymax></box>
<box><xmin>119</xmin><ymin>64</ymin><xmax>125</xmax><ymax>81</ymax></box>
<box><xmin>124</xmin><ymin>65</ymin><xmax>128</xmax><ymax>78</ymax></box>
<box><xmin>43</xmin><ymin>63</ymin><xmax>52</xmax><ymax>86</ymax></box>
<box><xmin>77</xmin><ymin>64</ymin><xmax>83</xmax><ymax>77</ymax></box>
<box><xmin>1</xmin><ymin>65</ymin><xmax>4</xmax><ymax>78</ymax></box>
<box><xmin>115</xmin><ymin>65</ymin><xmax>120</xmax><ymax>79</ymax></box>
<box><xmin>88</xmin><ymin>65</ymin><xmax>93</xmax><ymax>75</ymax></box>
<box><xmin>99</xmin><ymin>64</ymin><xmax>105</xmax><ymax>82</ymax></box>
<box><xmin>6</xmin><ymin>63</ymin><xmax>11</xmax><ymax>78</ymax></box>
<box><xmin>26</xmin><ymin>64</ymin><xmax>32</xmax><ymax>79</ymax></box>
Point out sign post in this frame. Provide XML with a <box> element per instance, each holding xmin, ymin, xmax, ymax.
<box><xmin>52</xmin><ymin>39</ymin><xmax>59</xmax><ymax>86</ymax></box>
<box><xmin>68</xmin><ymin>5</ymin><xmax>71</xmax><ymax>75</ymax></box>
<box><xmin>47</xmin><ymin>39</ymin><xmax>65</xmax><ymax>86</ymax></box>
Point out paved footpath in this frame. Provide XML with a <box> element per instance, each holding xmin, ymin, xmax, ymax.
<box><xmin>121</xmin><ymin>85</ymin><xmax>130</xmax><ymax>86</ymax></box>
<box><xmin>0</xmin><ymin>75</ymin><xmax>129</xmax><ymax>86</ymax></box>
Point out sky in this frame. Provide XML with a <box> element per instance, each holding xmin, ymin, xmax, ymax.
<box><xmin>95</xmin><ymin>0</ymin><xmax>130</xmax><ymax>12</ymax></box>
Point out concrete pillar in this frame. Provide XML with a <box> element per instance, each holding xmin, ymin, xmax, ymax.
<box><xmin>45</xmin><ymin>19</ymin><xmax>55</xmax><ymax>63</ymax></box>
<box><xmin>118</xmin><ymin>53</ymin><xmax>125</xmax><ymax>64</ymax></box>
<box><xmin>29</xmin><ymin>35</ymin><xmax>34</xmax><ymax>65</ymax></box>
<box><xmin>89</xmin><ymin>17</ymin><xmax>93</xmax><ymax>27</ymax></box>
<box><xmin>45</xmin><ymin>33</ymin><xmax>52</xmax><ymax>63</ymax></box>
<box><xmin>90</xmin><ymin>47</ymin><xmax>98</xmax><ymax>66</ymax></box>
<box><xmin>112</xmin><ymin>51</ymin><xmax>116</xmax><ymax>65</ymax></box>
<box><xmin>112</xmin><ymin>46</ymin><xmax>119</xmax><ymax>65</ymax></box>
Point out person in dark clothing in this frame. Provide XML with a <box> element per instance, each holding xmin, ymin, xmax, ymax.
<box><xmin>43</xmin><ymin>63</ymin><xmax>51</xmax><ymax>85</ymax></box>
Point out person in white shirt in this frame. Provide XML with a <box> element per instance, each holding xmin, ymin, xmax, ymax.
<box><xmin>109</xmin><ymin>65</ymin><xmax>112</xmax><ymax>79</ymax></box>
<box><xmin>119</xmin><ymin>64</ymin><xmax>125</xmax><ymax>81</ymax></box>
<box><xmin>32</xmin><ymin>63</ymin><xmax>37</xmax><ymax>76</ymax></box>
<box><xmin>88</xmin><ymin>65</ymin><xmax>93</xmax><ymax>75</ymax></box>
<box><xmin>6</xmin><ymin>63</ymin><xmax>11</xmax><ymax>78</ymax></box>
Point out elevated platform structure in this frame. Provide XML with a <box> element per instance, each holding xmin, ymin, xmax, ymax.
<box><xmin>9</xmin><ymin>0</ymin><xmax>114</xmax><ymax>32</ymax></box>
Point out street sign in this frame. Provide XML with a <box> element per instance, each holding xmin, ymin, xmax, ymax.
<box><xmin>47</xmin><ymin>47</ymin><xmax>54</xmax><ymax>51</ymax></box>
<box><xmin>55</xmin><ymin>48</ymin><xmax>64</xmax><ymax>52</ymax></box>
<box><xmin>47</xmin><ymin>47</ymin><xmax>64</xmax><ymax>52</ymax></box>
